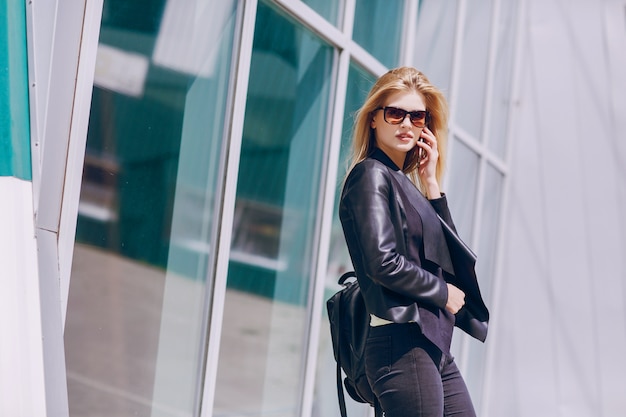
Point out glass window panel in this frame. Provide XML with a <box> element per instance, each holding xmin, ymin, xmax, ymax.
<box><xmin>488</xmin><ymin>0</ymin><xmax>518</xmax><ymax>158</ymax></box>
<box><xmin>0</xmin><ymin>0</ymin><xmax>31</xmax><ymax>179</ymax></box>
<box><xmin>64</xmin><ymin>1</ymin><xmax>238</xmax><ymax>416</ymax></box>
<box><xmin>462</xmin><ymin>163</ymin><xmax>503</xmax><ymax>414</ymax></box>
<box><xmin>213</xmin><ymin>2</ymin><xmax>333</xmax><ymax>416</ymax></box>
<box><xmin>302</xmin><ymin>0</ymin><xmax>342</xmax><ymax>26</ymax></box>
<box><xmin>312</xmin><ymin>62</ymin><xmax>376</xmax><ymax>417</ymax></box>
<box><xmin>476</xmin><ymin>163</ymin><xmax>503</xmax><ymax>305</ymax></box>
<box><xmin>353</xmin><ymin>0</ymin><xmax>404</xmax><ymax>68</ymax></box>
<box><xmin>413</xmin><ymin>0</ymin><xmax>459</xmax><ymax>94</ymax></box>
<box><xmin>446</xmin><ymin>137</ymin><xmax>480</xmax><ymax>243</ymax></box>
<box><xmin>455</xmin><ymin>0</ymin><xmax>494</xmax><ymax>139</ymax></box>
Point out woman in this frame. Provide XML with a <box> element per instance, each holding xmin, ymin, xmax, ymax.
<box><xmin>339</xmin><ymin>67</ymin><xmax>488</xmax><ymax>417</ymax></box>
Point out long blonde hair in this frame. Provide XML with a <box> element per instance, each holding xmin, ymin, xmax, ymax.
<box><xmin>347</xmin><ymin>67</ymin><xmax>449</xmax><ymax>192</ymax></box>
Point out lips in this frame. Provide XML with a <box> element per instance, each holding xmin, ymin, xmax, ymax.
<box><xmin>396</xmin><ymin>134</ymin><xmax>413</xmax><ymax>141</ymax></box>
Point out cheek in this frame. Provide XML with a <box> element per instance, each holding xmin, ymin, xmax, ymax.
<box><xmin>372</xmin><ymin>126</ymin><xmax>390</xmax><ymax>146</ymax></box>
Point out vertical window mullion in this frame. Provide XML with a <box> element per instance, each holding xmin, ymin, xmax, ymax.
<box><xmin>481</xmin><ymin>0</ymin><xmax>527</xmax><ymax>414</ymax></box>
<box><xmin>199</xmin><ymin>1</ymin><xmax>258</xmax><ymax>416</ymax></box>
<box><xmin>300</xmin><ymin>47</ymin><xmax>351</xmax><ymax>417</ymax></box>
<box><xmin>301</xmin><ymin>2</ymin><xmax>355</xmax><ymax>415</ymax></box>
<box><xmin>442</xmin><ymin>0</ymin><xmax>467</xmax><ymax>193</ymax></box>
<box><xmin>470</xmin><ymin>0</ymin><xmax>502</xmax><ymax>295</ymax></box>
<box><xmin>480</xmin><ymin>0</ymin><xmax>503</xmax><ymax>150</ymax></box>
<box><xmin>342</xmin><ymin>0</ymin><xmax>356</xmax><ymax>39</ymax></box>
<box><xmin>400</xmin><ymin>0</ymin><xmax>419</xmax><ymax>66</ymax></box>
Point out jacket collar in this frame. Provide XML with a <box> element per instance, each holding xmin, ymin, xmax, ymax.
<box><xmin>370</xmin><ymin>148</ymin><xmax>455</xmax><ymax>276</ymax></box>
<box><xmin>370</xmin><ymin>147</ymin><xmax>402</xmax><ymax>170</ymax></box>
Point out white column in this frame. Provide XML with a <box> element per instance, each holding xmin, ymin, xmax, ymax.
<box><xmin>0</xmin><ymin>177</ymin><xmax>46</xmax><ymax>417</ymax></box>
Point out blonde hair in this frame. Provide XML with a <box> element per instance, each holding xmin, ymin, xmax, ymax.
<box><xmin>347</xmin><ymin>67</ymin><xmax>449</xmax><ymax>192</ymax></box>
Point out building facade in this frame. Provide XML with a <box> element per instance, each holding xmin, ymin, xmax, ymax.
<box><xmin>2</xmin><ymin>0</ymin><xmax>625</xmax><ymax>416</ymax></box>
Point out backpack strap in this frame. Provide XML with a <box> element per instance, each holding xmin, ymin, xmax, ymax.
<box><xmin>336</xmin><ymin>361</ymin><xmax>347</xmax><ymax>417</ymax></box>
<box><xmin>338</xmin><ymin>270</ymin><xmax>356</xmax><ymax>285</ymax></box>
<box><xmin>335</xmin><ymin>271</ymin><xmax>382</xmax><ymax>417</ymax></box>
<box><xmin>374</xmin><ymin>397</ymin><xmax>383</xmax><ymax>417</ymax></box>
<box><xmin>334</xmin><ymin>277</ymin><xmax>349</xmax><ymax>417</ymax></box>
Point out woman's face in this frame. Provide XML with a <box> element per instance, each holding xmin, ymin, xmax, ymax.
<box><xmin>371</xmin><ymin>90</ymin><xmax>426</xmax><ymax>168</ymax></box>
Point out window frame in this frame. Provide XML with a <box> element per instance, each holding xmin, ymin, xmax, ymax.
<box><xmin>27</xmin><ymin>0</ymin><xmax>106</xmax><ymax>415</ymax></box>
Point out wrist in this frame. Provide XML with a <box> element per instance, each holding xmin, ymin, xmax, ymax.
<box><xmin>424</xmin><ymin>180</ymin><xmax>441</xmax><ymax>199</ymax></box>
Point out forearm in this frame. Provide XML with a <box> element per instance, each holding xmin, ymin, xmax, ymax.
<box><xmin>360</xmin><ymin>248</ymin><xmax>448</xmax><ymax>309</ymax></box>
<box><xmin>424</xmin><ymin>179</ymin><xmax>441</xmax><ymax>200</ymax></box>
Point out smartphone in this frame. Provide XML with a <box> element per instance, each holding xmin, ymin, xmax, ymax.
<box><xmin>417</xmin><ymin>137</ymin><xmax>425</xmax><ymax>162</ymax></box>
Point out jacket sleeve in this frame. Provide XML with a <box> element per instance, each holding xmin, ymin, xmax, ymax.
<box><xmin>340</xmin><ymin>163</ymin><xmax>448</xmax><ymax>309</ymax></box>
<box><xmin>429</xmin><ymin>194</ymin><xmax>458</xmax><ymax>233</ymax></box>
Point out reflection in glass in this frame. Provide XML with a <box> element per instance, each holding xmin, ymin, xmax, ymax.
<box><xmin>413</xmin><ymin>0</ymin><xmax>459</xmax><ymax>94</ymax></box>
<box><xmin>447</xmin><ymin>137</ymin><xmax>479</xmax><ymax>243</ymax></box>
<box><xmin>64</xmin><ymin>0</ymin><xmax>238</xmax><ymax>416</ymax></box>
<box><xmin>302</xmin><ymin>0</ymin><xmax>341</xmax><ymax>26</ymax></box>
<box><xmin>213</xmin><ymin>2</ymin><xmax>333</xmax><ymax>416</ymax></box>
<box><xmin>488</xmin><ymin>0</ymin><xmax>518</xmax><ymax>159</ymax></box>
<box><xmin>455</xmin><ymin>0</ymin><xmax>494</xmax><ymax>138</ymax></box>
<box><xmin>353</xmin><ymin>0</ymin><xmax>404</xmax><ymax>68</ymax></box>
<box><xmin>313</xmin><ymin>62</ymin><xmax>376</xmax><ymax>417</ymax></box>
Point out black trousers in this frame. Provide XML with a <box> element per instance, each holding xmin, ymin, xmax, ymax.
<box><xmin>364</xmin><ymin>323</ymin><xmax>476</xmax><ymax>417</ymax></box>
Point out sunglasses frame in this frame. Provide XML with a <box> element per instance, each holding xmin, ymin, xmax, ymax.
<box><xmin>375</xmin><ymin>106</ymin><xmax>429</xmax><ymax>128</ymax></box>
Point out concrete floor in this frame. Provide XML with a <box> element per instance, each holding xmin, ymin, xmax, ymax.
<box><xmin>64</xmin><ymin>244</ymin><xmax>317</xmax><ymax>417</ymax></box>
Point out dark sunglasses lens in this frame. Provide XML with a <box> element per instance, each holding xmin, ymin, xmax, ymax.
<box><xmin>384</xmin><ymin>107</ymin><xmax>406</xmax><ymax>123</ymax></box>
<box><xmin>410</xmin><ymin>111</ymin><xmax>427</xmax><ymax>127</ymax></box>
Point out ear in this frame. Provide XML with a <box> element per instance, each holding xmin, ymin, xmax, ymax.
<box><xmin>370</xmin><ymin>116</ymin><xmax>376</xmax><ymax>129</ymax></box>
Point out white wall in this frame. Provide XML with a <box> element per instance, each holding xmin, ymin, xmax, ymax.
<box><xmin>0</xmin><ymin>178</ymin><xmax>46</xmax><ymax>416</ymax></box>
<box><xmin>484</xmin><ymin>1</ymin><xmax>626</xmax><ymax>416</ymax></box>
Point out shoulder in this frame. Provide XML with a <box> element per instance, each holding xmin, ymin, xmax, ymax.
<box><xmin>345</xmin><ymin>158</ymin><xmax>392</xmax><ymax>185</ymax></box>
<box><xmin>341</xmin><ymin>158</ymin><xmax>395</xmax><ymax>205</ymax></box>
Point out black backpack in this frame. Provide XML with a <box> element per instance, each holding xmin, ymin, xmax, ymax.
<box><xmin>326</xmin><ymin>271</ymin><xmax>383</xmax><ymax>417</ymax></box>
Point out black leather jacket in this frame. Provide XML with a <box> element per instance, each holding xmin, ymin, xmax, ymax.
<box><xmin>339</xmin><ymin>148</ymin><xmax>488</xmax><ymax>342</ymax></box>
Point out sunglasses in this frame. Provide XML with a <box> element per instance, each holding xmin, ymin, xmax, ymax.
<box><xmin>375</xmin><ymin>106</ymin><xmax>429</xmax><ymax>128</ymax></box>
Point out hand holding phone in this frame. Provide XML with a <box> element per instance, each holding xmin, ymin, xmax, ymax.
<box><xmin>417</xmin><ymin>137</ymin><xmax>425</xmax><ymax>162</ymax></box>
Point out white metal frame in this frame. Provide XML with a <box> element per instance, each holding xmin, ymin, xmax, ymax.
<box><xmin>26</xmin><ymin>0</ymin><xmax>105</xmax><ymax>416</ymax></box>
<box><xmin>400</xmin><ymin>0</ymin><xmax>420</xmax><ymax>66</ymax></box>
<box><xmin>200</xmin><ymin>0</ymin><xmax>258</xmax><ymax>415</ymax></box>
<box><xmin>480</xmin><ymin>0</ymin><xmax>527</xmax><ymax>414</ymax></box>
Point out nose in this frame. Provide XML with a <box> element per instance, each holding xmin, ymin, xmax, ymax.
<box><xmin>400</xmin><ymin>113</ymin><xmax>412</xmax><ymax>127</ymax></box>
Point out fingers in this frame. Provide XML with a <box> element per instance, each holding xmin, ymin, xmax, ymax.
<box><xmin>419</xmin><ymin>127</ymin><xmax>437</xmax><ymax>149</ymax></box>
<box><xmin>445</xmin><ymin>284</ymin><xmax>466</xmax><ymax>314</ymax></box>
<box><xmin>416</xmin><ymin>127</ymin><xmax>438</xmax><ymax>170</ymax></box>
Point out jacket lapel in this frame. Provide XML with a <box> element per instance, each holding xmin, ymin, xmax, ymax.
<box><xmin>369</xmin><ymin>149</ymin><xmax>489</xmax><ymax>341</ymax></box>
<box><xmin>370</xmin><ymin>149</ymin><xmax>455</xmax><ymax>276</ymax></box>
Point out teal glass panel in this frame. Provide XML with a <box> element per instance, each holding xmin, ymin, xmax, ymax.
<box><xmin>455</xmin><ymin>0</ymin><xmax>494</xmax><ymax>139</ymax></box>
<box><xmin>302</xmin><ymin>0</ymin><xmax>341</xmax><ymax>25</ymax></box>
<box><xmin>447</xmin><ymin>137</ymin><xmax>480</xmax><ymax>243</ymax></box>
<box><xmin>353</xmin><ymin>0</ymin><xmax>404</xmax><ymax>68</ymax></box>
<box><xmin>313</xmin><ymin>62</ymin><xmax>376</xmax><ymax>417</ymax></box>
<box><xmin>0</xmin><ymin>0</ymin><xmax>31</xmax><ymax>179</ymax></box>
<box><xmin>64</xmin><ymin>1</ymin><xmax>238</xmax><ymax>415</ymax></box>
<box><xmin>213</xmin><ymin>2</ymin><xmax>333</xmax><ymax>416</ymax></box>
